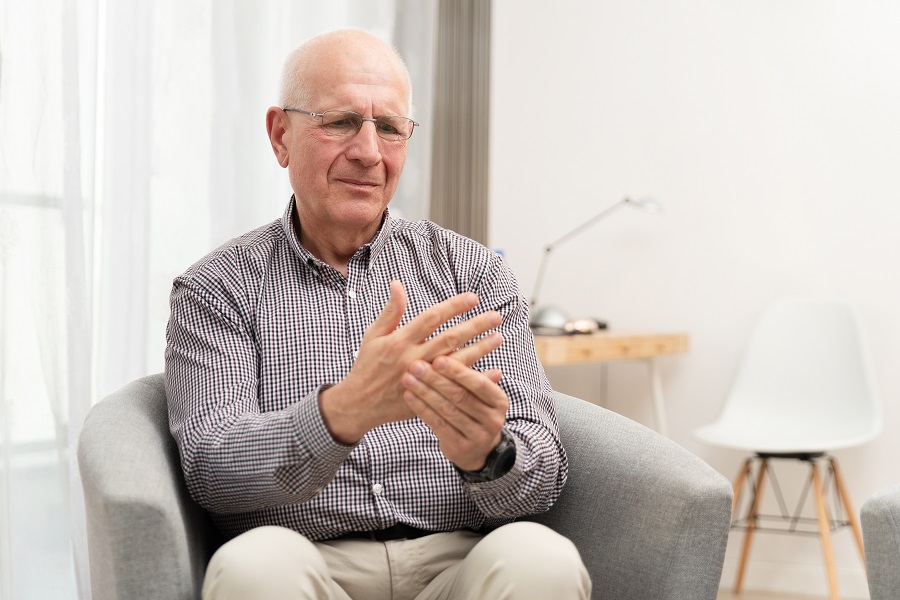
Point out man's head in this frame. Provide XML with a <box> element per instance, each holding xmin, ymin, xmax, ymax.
<box><xmin>266</xmin><ymin>29</ymin><xmax>413</xmax><ymax>249</ymax></box>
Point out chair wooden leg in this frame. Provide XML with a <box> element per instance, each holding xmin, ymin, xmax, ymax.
<box><xmin>735</xmin><ymin>457</ymin><xmax>768</xmax><ymax>594</ymax></box>
<box><xmin>829</xmin><ymin>457</ymin><xmax>866</xmax><ymax>570</ymax></box>
<box><xmin>731</xmin><ymin>457</ymin><xmax>753</xmax><ymax>519</ymax></box>
<box><xmin>811</xmin><ymin>461</ymin><xmax>840</xmax><ymax>600</ymax></box>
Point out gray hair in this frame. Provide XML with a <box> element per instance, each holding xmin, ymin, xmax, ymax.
<box><xmin>278</xmin><ymin>29</ymin><xmax>413</xmax><ymax>112</ymax></box>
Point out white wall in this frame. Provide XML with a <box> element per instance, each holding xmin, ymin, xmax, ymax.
<box><xmin>489</xmin><ymin>1</ymin><xmax>900</xmax><ymax>597</ymax></box>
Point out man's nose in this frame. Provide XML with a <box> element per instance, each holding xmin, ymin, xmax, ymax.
<box><xmin>345</xmin><ymin>121</ymin><xmax>382</xmax><ymax>166</ymax></box>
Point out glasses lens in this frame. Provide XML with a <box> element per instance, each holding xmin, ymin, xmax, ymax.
<box><xmin>321</xmin><ymin>111</ymin><xmax>363</xmax><ymax>136</ymax></box>
<box><xmin>374</xmin><ymin>117</ymin><xmax>413</xmax><ymax>141</ymax></box>
<box><xmin>319</xmin><ymin>110</ymin><xmax>414</xmax><ymax>140</ymax></box>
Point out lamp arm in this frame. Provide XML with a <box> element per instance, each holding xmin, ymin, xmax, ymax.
<box><xmin>545</xmin><ymin>197</ymin><xmax>630</xmax><ymax>248</ymax></box>
<box><xmin>530</xmin><ymin>197</ymin><xmax>630</xmax><ymax>309</ymax></box>
<box><xmin>530</xmin><ymin>245</ymin><xmax>552</xmax><ymax>309</ymax></box>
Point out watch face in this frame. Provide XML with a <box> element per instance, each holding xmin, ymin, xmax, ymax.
<box><xmin>490</xmin><ymin>441</ymin><xmax>517</xmax><ymax>479</ymax></box>
<box><xmin>456</xmin><ymin>431</ymin><xmax>517</xmax><ymax>482</ymax></box>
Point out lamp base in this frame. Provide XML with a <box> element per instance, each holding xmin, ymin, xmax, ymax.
<box><xmin>529</xmin><ymin>305</ymin><xmax>607</xmax><ymax>335</ymax></box>
<box><xmin>529</xmin><ymin>305</ymin><xmax>569</xmax><ymax>330</ymax></box>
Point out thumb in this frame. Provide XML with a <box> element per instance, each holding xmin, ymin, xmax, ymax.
<box><xmin>364</xmin><ymin>280</ymin><xmax>408</xmax><ymax>341</ymax></box>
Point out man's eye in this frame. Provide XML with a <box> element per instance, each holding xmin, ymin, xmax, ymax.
<box><xmin>328</xmin><ymin>118</ymin><xmax>357</xmax><ymax>128</ymax></box>
<box><xmin>376</xmin><ymin>121</ymin><xmax>401</xmax><ymax>134</ymax></box>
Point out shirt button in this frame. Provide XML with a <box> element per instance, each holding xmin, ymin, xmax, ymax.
<box><xmin>372</xmin><ymin>483</ymin><xmax>384</xmax><ymax>496</ymax></box>
<box><xmin>352</xmin><ymin>350</ymin><xmax>359</xmax><ymax>360</ymax></box>
<box><xmin>347</xmin><ymin>288</ymin><xmax>357</xmax><ymax>299</ymax></box>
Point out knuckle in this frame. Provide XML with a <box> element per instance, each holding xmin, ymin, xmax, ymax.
<box><xmin>440</xmin><ymin>332</ymin><xmax>463</xmax><ymax>353</ymax></box>
<box><xmin>448</xmin><ymin>388</ymin><xmax>468</xmax><ymax>407</ymax></box>
<box><xmin>421</xmin><ymin>307</ymin><xmax>444</xmax><ymax>331</ymax></box>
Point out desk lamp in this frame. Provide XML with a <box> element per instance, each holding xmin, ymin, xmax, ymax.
<box><xmin>529</xmin><ymin>196</ymin><xmax>662</xmax><ymax>333</ymax></box>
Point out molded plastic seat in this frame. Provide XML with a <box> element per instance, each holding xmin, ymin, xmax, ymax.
<box><xmin>694</xmin><ymin>297</ymin><xmax>881</xmax><ymax>454</ymax></box>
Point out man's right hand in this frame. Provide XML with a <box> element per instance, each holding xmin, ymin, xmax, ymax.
<box><xmin>319</xmin><ymin>280</ymin><xmax>503</xmax><ymax>444</ymax></box>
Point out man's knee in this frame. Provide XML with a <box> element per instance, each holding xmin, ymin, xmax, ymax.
<box><xmin>203</xmin><ymin>526</ymin><xmax>332</xmax><ymax>600</ymax></box>
<box><xmin>470</xmin><ymin>522</ymin><xmax>591</xmax><ymax>598</ymax></box>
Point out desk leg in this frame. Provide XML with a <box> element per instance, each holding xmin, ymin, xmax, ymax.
<box><xmin>647</xmin><ymin>358</ymin><xmax>669</xmax><ymax>437</ymax></box>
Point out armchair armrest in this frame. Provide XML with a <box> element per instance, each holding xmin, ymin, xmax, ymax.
<box><xmin>528</xmin><ymin>393</ymin><xmax>732</xmax><ymax>600</ymax></box>
<box><xmin>78</xmin><ymin>374</ymin><xmax>221</xmax><ymax>600</ymax></box>
<box><xmin>861</xmin><ymin>483</ymin><xmax>900</xmax><ymax>600</ymax></box>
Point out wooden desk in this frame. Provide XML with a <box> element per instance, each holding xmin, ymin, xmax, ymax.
<box><xmin>534</xmin><ymin>331</ymin><xmax>689</xmax><ymax>436</ymax></box>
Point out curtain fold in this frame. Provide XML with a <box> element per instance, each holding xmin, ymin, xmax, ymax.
<box><xmin>0</xmin><ymin>2</ymin><xmax>436</xmax><ymax>598</ymax></box>
<box><xmin>61</xmin><ymin>0</ymin><xmax>94</xmax><ymax>595</ymax></box>
<box><xmin>429</xmin><ymin>0</ymin><xmax>491</xmax><ymax>243</ymax></box>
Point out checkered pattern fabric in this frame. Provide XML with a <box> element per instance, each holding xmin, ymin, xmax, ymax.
<box><xmin>165</xmin><ymin>198</ymin><xmax>566</xmax><ymax>541</ymax></box>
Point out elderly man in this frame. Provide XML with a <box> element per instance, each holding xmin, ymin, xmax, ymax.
<box><xmin>165</xmin><ymin>29</ymin><xmax>590</xmax><ymax>600</ymax></box>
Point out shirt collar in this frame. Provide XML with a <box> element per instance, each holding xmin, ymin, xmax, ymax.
<box><xmin>281</xmin><ymin>195</ymin><xmax>394</xmax><ymax>270</ymax></box>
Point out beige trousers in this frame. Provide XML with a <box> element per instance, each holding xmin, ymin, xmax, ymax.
<box><xmin>202</xmin><ymin>521</ymin><xmax>591</xmax><ymax>600</ymax></box>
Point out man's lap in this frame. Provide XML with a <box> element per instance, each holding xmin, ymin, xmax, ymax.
<box><xmin>203</xmin><ymin>522</ymin><xmax>590</xmax><ymax>600</ymax></box>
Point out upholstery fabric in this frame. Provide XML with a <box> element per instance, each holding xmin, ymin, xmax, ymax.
<box><xmin>78</xmin><ymin>373</ymin><xmax>732</xmax><ymax>600</ymax></box>
<box><xmin>861</xmin><ymin>483</ymin><xmax>900</xmax><ymax>600</ymax></box>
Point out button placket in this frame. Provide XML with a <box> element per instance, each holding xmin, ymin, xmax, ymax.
<box><xmin>344</xmin><ymin>261</ymin><xmax>367</xmax><ymax>366</ymax></box>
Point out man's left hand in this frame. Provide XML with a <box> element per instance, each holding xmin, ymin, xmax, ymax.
<box><xmin>401</xmin><ymin>351</ymin><xmax>509</xmax><ymax>472</ymax></box>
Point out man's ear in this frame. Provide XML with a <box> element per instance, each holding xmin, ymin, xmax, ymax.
<box><xmin>266</xmin><ymin>107</ymin><xmax>291</xmax><ymax>168</ymax></box>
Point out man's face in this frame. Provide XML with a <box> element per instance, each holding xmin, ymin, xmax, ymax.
<box><xmin>283</xmin><ymin>45</ymin><xmax>410</xmax><ymax>236</ymax></box>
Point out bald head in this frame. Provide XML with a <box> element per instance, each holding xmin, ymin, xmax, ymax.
<box><xmin>279</xmin><ymin>29</ymin><xmax>412</xmax><ymax>113</ymax></box>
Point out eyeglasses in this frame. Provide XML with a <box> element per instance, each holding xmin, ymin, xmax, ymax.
<box><xmin>283</xmin><ymin>108</ymin><xmax>419</xmax><ymax>141</ymax></box>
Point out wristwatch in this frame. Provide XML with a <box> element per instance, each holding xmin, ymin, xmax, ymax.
<box><xmin>455</xmin><ymin>429</ymin><xmax>517</xmax><ymax>483</ymax></box>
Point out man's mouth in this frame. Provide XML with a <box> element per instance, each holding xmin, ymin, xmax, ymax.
<box><xmin>338</xmin><ymin>178</ymin><xmax>380</xmax><ymax>188</ymax></box>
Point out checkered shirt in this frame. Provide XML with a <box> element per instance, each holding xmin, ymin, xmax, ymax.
<box><xmin>164</xmin><ymin>198</ymin><xmax>567</xmax><ymax>541</ymax></box>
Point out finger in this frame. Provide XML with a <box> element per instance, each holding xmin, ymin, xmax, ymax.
<box><xmin>449</xmin><ymin>331</ymin><xmax>503</xmax><ymax>367</ymax></box>
<box><xmin>431</xmin><ymin>356</ymin><xmax>509</xmax><ymax>412</ymax></box>
<box><xmin>420</xmin><ymin>311</ymin><xmax>501</xmax><ymax>362</ymax></box>
<box><xmin>363</xmin><ymin>280</ymin><xmax>407</xmax><ymax>341</ymax></box>
<box><xmin>402</xmin><ymin>384</ymin><xmax>503</xmax><ymax>471</ymax></box>
<box><xmin>402</xmin><ymin>388</ymin><xmax>467</xmax><ymax>439</ymax></box>
<box><xmin>404</xmin><ymin>360</ymin><xmax>504</xmax><ymax>425</ymax></box>
<box><xmin>485</xmin><ymin>369</ymin><xmax>503</xmax><ymax>384</ymax></box>
<box><xmin>398</xmin><ymin>292</ymin><xmax>480</xmax><ymax>344</ymax></box>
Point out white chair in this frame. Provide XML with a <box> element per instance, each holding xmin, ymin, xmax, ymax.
<box><xmin>694</xmin><ymin>297</ymin><xmax>881</xmax><ymax>600</ymax></box>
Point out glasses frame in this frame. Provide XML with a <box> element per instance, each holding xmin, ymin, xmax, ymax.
<box><xmin>283</xmin><ymin>108</ymin><xmax>419</xmax><ymax>141</ymax></box>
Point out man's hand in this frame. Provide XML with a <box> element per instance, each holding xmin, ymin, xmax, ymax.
<box><xmin>319</xmin><ymin>280</ymin><xmax>503</xmax><ymax>444</ymax></box>
<box><xmin>401</xmin><ymin>355</ymin><xmax>509</xmax><ymax>472</ymax></box>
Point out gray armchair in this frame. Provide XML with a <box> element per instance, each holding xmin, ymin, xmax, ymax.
<box><xmin>78</xmin><ymin>374</ymin><xmax>732</xmax><ymax>600</ymax></box>
<box><xmin>861</xmin><ymin>484</ymin><xmax>900</xmax><ymax>600</ymax></box>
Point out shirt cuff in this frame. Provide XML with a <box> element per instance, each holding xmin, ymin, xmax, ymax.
<box><xmin>274</xmin><ymin>385</ymin><xmax>356</xmax><ymax>494</ymax></box>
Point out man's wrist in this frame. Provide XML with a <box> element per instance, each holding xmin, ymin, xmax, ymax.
<box><xmin>455</xmin><ymin>429</ymin><xmax>517</xmax><ymax>483</ymax></box>
<box><xmin>318</xmin><ymin>382</ymin><xmax>366</xmax><ymax>445</ymax></box>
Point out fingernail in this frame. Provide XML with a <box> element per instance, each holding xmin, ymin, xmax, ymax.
<box><xmin>466</xmin><ymin>293</ymin><xmax>479</xmax><ymax>308</ymax></box>
<box><xmin>488</xmin><ymin>312</ymin><xmax>502</xmax><ymax>326</ymax></box>
<box><xmin>410</xmin><ymin>361</ymin><xmax>426</xmax><ymax>376</ymax></box>
<box><xmin>434</xmin><ymin>356</ymin><xmax>448</xmax><ymax>371</ymax></box>
<box><xmin>491</xmin><ymin>332</ymin><xmax>503</xmax><ymax>346</ymax></box>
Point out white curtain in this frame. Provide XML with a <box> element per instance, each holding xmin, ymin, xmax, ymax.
<box><xmin>0</xmin><ymin>1</ymin><xmax>436</xmax><ymax>597</ymax></box>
